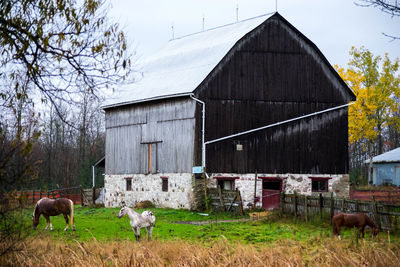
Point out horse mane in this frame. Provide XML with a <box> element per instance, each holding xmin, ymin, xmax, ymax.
<box><xmin>365</xmin><ymin>214</ymin><xmax>378</xmax><ymax>229</ymax></box>
<box><xmin>126</xmin><ymin>206</ymin><xmax>139</xmax><ymax>216</ymax></box>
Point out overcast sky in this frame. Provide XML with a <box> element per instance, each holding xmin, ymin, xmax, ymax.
<box><xmin>109</xmin><ymin>0</ymin><xmax>399</xmax><ymax>68</ymax></box>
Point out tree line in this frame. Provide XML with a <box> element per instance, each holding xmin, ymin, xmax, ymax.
<box><xmin>0</xmin><ymin>0</ymin><xmax>130</xmax><ymax>192</ymax></box>
<box><xmin>336</xmin><ymin>47</ymin><xmax>400</xmax><ymax>185</ymax></box>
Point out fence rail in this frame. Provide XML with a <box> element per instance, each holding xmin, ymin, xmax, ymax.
<box><xmin>1</xmin><ymin>186</ymin><xmax>85</xmax><ymax>206</ymax></box>
<box><xmin>281</xmin><ymin>192</ymin><xmax>400</xmax><ymax>231</ymax></box>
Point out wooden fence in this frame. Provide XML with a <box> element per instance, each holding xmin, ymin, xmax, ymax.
<box><xmin>208</xmin><ymin>187</ymin><xmax>244</xmax><ymax>215</ymax></box>
<box><xmin>350</xmin><ymin>189</ymin><xmax>400</xmax><ymax>205</ymax></box>
<box><xmin>281</xmin><ymin>192</ymin><xmax>400</xmax><ymax>231</ymax></box>
<box><xmin>0</xmin><ymin>186</ymin><xmax>92</xmax><ymax>206</ymax></box>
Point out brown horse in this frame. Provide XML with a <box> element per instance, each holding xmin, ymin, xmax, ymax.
<box><xmin>332</xmin><ymin>212</ymin><xmax>379</xmax><ymax>239</ymax></box>
<box><xmin>32</xmin><ymin>198</ymin><xmax>75</xmax><ymax>231</ymax></box>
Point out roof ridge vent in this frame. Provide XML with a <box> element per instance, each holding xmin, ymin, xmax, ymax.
<box><xmin>170</xmin><ymin>12</ymin><xmax>274</xmax><ymax>42</ymax></box>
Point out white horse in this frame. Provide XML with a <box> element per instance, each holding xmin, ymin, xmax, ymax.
<box><xmin>117</xmin><ymin>203</ymin><xmax>156</xmax><ymax>241</ymax></box>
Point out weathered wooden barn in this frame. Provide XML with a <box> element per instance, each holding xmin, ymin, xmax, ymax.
<box><xmin>102</xmin><ymin>12</ymin><xmax>356</xmax><ymax>210</ymax></box>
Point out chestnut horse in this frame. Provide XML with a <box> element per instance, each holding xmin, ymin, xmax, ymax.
<box><xmin>33</xmin><ymin>198</ymin><xmax>75</xmax><ymax>231</ymax></box>
<box><xmin>332</xmin><ymin>212</ymin><xmax>379</xmax><ymax>239</ymax></box>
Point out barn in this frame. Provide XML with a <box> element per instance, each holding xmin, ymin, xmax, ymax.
<box><xmin>102</xmin><ymin>12</ymin><xmax>356</xmax><ymax>210</ymax></box>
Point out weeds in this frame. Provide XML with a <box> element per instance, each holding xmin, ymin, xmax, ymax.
<box><xmin>1</xmin><ymin>237</ymin><xmax>399</xmax><ymax>266</ymax></box>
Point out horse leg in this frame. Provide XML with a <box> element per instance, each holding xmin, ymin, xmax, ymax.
<box><xmin>360</xmin><ymin>226</ymin><xmax>365</xmax><ymax>238</ymax></box>
<box><xmin>132</xmin><ymin>226</ymin><xmax>139</xmax><ymax>241</ymax></box>
<box><xmin>136</xmin><ymin>227</ymin><xmax>141</xmax><ymax>241</ymax></box>
<box><xmin>337</xmin><ymin>226</ymin><xmax>341</xmax><ymax>240</ymax></box>
<box><xmin>63</xmin><ymin>214</ymin><xmax>69</xmax><ymax>231</ymax></box>
<box><xmin>72</xmin><ymin>216</ymin><xmax>76</xmax><ymax>231</ymax></box>
<box><xmin>146</xmin><ymin>226</ymin><xmax>153</xmax><ymax>241</ymax></box>
<box><xmin>44</xmin><ymin>215</ymin><xmax>53</xmax><ymax>231</ymax></box>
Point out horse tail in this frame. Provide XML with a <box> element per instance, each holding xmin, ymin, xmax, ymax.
<box><xmin>69</xmin><ymin>199</ymin><xmax>74</xmax><ymax>227</ymax></box>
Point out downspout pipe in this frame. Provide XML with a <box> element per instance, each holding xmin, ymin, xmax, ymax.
<box><xmin>92</xmin><ymin>165</ymin><xmax>95</xmax><ymax>188</ymax></box>
<box><xmin>190</xmin><ymin>95</ymin><xmax>206</xmax><ymax>171</ymax></box>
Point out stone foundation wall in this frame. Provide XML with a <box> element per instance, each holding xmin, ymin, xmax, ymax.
<box><xmin>207</xmin><ymin>173</ymin><xmax>350</xmax><ymax>209</ymax></box>
<box><xmin>104</xmin><ymin>172</ymin><xmax>349</xmax><ymax>210</ymax></box>
<box><xmin>104</xmin><ymin>173</ymin><xmax>194</xmax><ymax>209</ymax></box>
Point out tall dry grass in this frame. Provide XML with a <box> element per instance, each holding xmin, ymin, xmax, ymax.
<box><xmin>1</xmin><ymin>237</ymin><xmax>399</xmax><ymax>266</ymax></box>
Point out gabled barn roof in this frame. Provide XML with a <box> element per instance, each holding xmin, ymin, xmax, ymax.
<box><xmin>103</xmin><ymin>13</ymin><xmax>271</xmax><ymax>109</ymax></box>
<box><xmin>365</xmin><ymin>147</ymin><xmax>400</xmax><ymax>164</ymax></box>
<box><xmin>103</xmin><ymin>12</ymin><xmax>354</xmax><ymax>109</ymax></box>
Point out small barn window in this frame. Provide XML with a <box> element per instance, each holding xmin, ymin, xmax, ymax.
<box><xmin>215</xmin><ymin>177</ymin><xmax>239</xmax><ymax>191</ymax></box>
<box><xmin>310</xmin><ymin>177</ymin><xmax>331</xmax><ymax>192</ymax></box>
<box><xmin>161</xmin><ymin>176</ymin><xmax>168</xmax><ymax>192</ymax></box>
<box><xmin>125</xmin><ymin>178</ymin><xmax>133</xmax><ymax>191</ymax></box>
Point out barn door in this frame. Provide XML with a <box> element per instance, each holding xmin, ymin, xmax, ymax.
<box><xmin>143</xmin><ymin>142</ymin><xmax>158</xmax><ymax>174</ymax></box>
<box><xmin>261</xmin><ymin>178</ymin><xmax>282</xmax><ymax>210</ymax></box>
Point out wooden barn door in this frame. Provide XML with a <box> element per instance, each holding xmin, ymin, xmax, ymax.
<box><xmin>261</xmin><ymin>178</ymin><xmax>282</xmax><ymax>210</ymax></box>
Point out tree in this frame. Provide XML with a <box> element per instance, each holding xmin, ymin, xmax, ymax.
<box><xmin>0</xmin><ymin>0</ymin><xmax>130</xmax><ymax>120</ymax></box>
<box><xmin>357</xmin><ymin>0</ymin><xmax>400</xmax><ymax>16</ymax></box>
<box><xmin>356</xmin><ymin>0</ymin><xmax>400</xmax><ymax>40</ymax></box>
<box><xmin>0</xmin><ymin>0</ymin><xmax>130</xmax><ymax>256</ymax></box>
<box><xmin>336</xmin><ymin>47</ymin><xmax>400</xmax><ymax>184</ymax></box>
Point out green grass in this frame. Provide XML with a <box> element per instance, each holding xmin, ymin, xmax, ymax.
<box><xmin>20</xmin><ymin>206</ymin><xmax>400</xmax><ymax>244</ymax></box>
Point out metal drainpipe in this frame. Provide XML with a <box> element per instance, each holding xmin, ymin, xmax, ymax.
<box><xmin>190</xmin><ymin>95</ymin><xmax>206</xmax><ymax>171</ymax></box>
<box><xmin>92</xmin><ymin>165</ymin><xmax>95</xmax><ymax>188</ymax></box>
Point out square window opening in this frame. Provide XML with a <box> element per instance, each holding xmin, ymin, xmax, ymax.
<box><xmin>162</xmin><ymin>179</ymin><xmax>168</xmax><ymax>192</ymax></box>
<box><xmin>126</xmin><ymin>179</ymin><xmax>132</xmax><ymax>191</ymax></box>
<box><xmin>312</xmin><ymin>180</ymin><xmax>328</xmax><ymax>192</ymax></box>
<box><xmin>263</xmin><ymin>180</ymin><xmax>281</xmax><ymax>190</ymax></box>
<box><xmin>217</xmin><ymin>179</ymin><xmax>234</xmax><ymax>191</ymax></box>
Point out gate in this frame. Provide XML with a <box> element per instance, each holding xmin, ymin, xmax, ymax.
<box><xmin>261</xmin><ymin>177</ymin><xmax>282</xmax><ymax>210</ymax></box>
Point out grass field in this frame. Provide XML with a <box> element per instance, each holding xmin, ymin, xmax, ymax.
<box><xmin>2</xmin><ymin>205</ymin><xmax>400</xmax><ymax>266</ymax></box>
<box><xmin>26</xmin><ymin>205</ymin><xmax>400</xmax><ymax>244</ymax></box>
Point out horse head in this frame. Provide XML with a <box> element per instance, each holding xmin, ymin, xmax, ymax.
<box><xmin>118</xmin><ymin>205</ymin><xmax>128</xmax><ymax>218</ymax></box>
<box><xmin>372</xmin><ymin>227</ymin><xmax>380</xmax><ymax>237</ymax></box>
<box><xmin>32</xmin><ymin>206</ymin><xmax>40</xmax><ymax>229</ymax></box>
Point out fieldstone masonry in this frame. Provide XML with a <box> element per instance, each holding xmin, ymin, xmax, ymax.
<box><xmin>104</xmin><ymin>173</ymin><xmax>194</xmax><ymax>209</ymax></box>
<box><xmin>105</xmin><ymin>172</ymin><xmax>349</xmax><ymax>210</ymax></box>
<box><xmin>207</xmin><ymin>173</ymin><xmax>350</xmax><ymax>208</ymax></box>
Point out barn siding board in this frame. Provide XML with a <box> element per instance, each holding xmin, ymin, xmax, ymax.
<box><xmin>105</xmin><ymin>98</ymin><xmax>196</xmax><ymax>174</ymax></box>
<box><xmin>192</xmin><ymin>16</ymin><xmax>351</xmax><ymax>175</ymax></box>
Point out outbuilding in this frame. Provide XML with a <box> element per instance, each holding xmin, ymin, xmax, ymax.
<box><xmin>365</xmin><ymin>147</ymin><xmax>400</xmax><ymax>186</ymax></box>
<box><xmin>102</xmin><ymin>12</ymin><xmax>356</xmax><ymax>210</ymax></box>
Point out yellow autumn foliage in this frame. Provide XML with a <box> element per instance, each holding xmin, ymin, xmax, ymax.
<box><xmin>335</xmin><ymin>47</ymin><xmax>400</xmax><ymax>152</ymax></box>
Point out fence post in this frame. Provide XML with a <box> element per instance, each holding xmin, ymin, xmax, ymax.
<box><xmin>236</xmin><ymin>188</ymin><xmax>244</xmax><ymax>216</ymax></box>
<box><xmin>40</xmin><ymin>189</ymin><xmax>42</xmax><ymax>200</ymax></box>
<box><xmin>330</xmin><ymin>192</ymin><xmax>334</xmax><ymax>222</ymax></box>
<box><xmin>341</xmin><ymin>198</ymin><xmax>345</xmax><ymax>212</ymax></box>
<box><xmin>92</xmin><ymin>186</ymin><xmax>96</xmax><ymax>205</ymax></box>
<box><xmin>355</xmin><ymin>199</ymin><xmax>359</xmax><ymax>212</ymax></box>
<box><xmin>319</xmin><ymin>193</ymin><xmax>323</xmax><ymax>219</ymax></box>
<box><xmin>294</xmin><ymin>191</ymin><xmax>298</xmax><ymax>217</ymax></box>
<box><xmin>371</xmin><ymin>195</ymin><xmax>381</xmax><ymax>229</ymax></box>
<box><xmin>280</xmin><ymin>192</ymin><xmax>285</xmax><ymax>216</ymax></box>
<box><xmin>218</xmin><ymin>185</ymin><xmax>224</xmax><ymax>211</ymax></box>
<box><xmin>80</xmin><ymin>186</ymin><xmax>84</xmax><ymax>207</ymax></box>
<box><xmin>305</xmin><ymin>195</ymin><xmax>308</xmax><ymax>222</ymax></box>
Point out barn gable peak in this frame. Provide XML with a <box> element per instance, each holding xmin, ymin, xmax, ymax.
<box><xmin>103</xmin><ymin>12</ymin><xmax>354</xmax><ymax>109</ymax></box>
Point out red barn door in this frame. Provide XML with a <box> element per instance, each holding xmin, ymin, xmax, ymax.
<box><xmin>261</xmin><ymin>178</ymin><xmax>282</xmax><ymax>210</ymax></box>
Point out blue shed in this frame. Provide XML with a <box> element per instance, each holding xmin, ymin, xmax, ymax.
<box><xmin>365</xmin><ymin>147</ymin><xmax>400</xmax><ymax>186</ymax></box>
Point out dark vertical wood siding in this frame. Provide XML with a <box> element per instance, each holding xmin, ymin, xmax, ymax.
<box><xmin>194</xmin><ymin>15</ymin><xmax>353</xmax><ymax>174</ymax></box>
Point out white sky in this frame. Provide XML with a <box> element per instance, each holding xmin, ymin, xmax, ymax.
<box><xmin>109</xmin><ymin>0</ymin><xmax>400</xmax><ymax>68</ymax></box>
